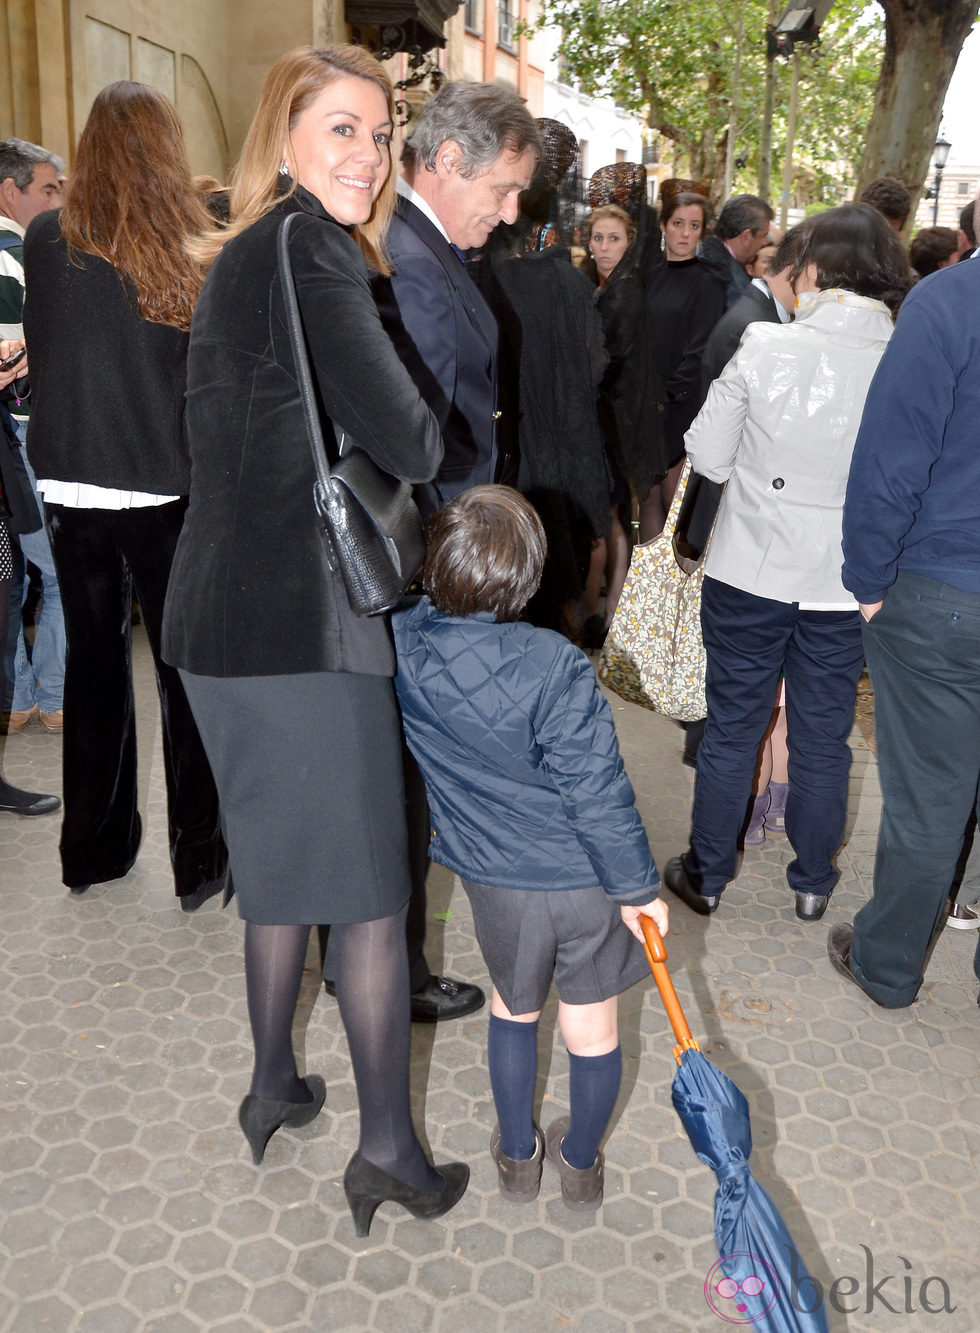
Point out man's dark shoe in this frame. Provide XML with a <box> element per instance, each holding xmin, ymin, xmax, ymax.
<box><xmin>323</xmin><ymin>974</ymin><xmax>486</xmax><ymax>1022</ymax></box>
<box><xmin>827</xmin><ymin>924</ymin><xmax>888</xmax><ymax>1007</ymax></box>
<box><xmin>663</xmin><ymin>856</ymin><xmax>719</xmax><ymax>915</ymax></box>
<box><xmin>795</xmin><ymin>891</ymin><xmax>830</xmax><ymax>922</ymax></box>
<box><xmin>410</xmin><ymin>975</ymin><xmax>485</xmax><ymax>1022</ymax></box>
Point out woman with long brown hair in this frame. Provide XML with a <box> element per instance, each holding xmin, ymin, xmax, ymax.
<box><xmin>22</xmin><ymin>81</ymin><xmax>226</xmax><ymax>907</ymax></box>
<box><xmin>162</xmin><ymin>46</ymin><xmax>466</xmax><ymax>1234</ymax></box>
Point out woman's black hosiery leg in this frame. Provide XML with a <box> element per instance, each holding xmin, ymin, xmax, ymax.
<box><xmin>332</xmin><ymin>905</ymin><xmax>441</xmax><ymax>1192</ymax></box>
<box><xmin>244</xmin><ymin>921</ymin><xmax>314</xmax><ymax>1103</ymax></box>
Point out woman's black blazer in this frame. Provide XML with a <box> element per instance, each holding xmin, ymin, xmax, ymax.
<box><xmin>162</xmin><ymin>189</ymin><xmax>442</xmax><ymax>679</ymax></box>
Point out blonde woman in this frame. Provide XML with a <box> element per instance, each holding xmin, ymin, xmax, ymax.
<box><xmin>162</xmin><ymin>46</ymin><xmax>465</xmax><ymax>1235</ymax></box>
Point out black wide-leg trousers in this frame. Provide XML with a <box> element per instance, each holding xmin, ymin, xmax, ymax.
<box><xmin>45</xmin><ymin>500</ymin><xmax>226</xmax><ymax>896</ymax></box>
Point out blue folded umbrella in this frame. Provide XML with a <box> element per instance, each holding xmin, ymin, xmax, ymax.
<box><xmin>642</xmin><ymin>919</ymin><xmax>828</xmax><ymax>1332</ymax></box>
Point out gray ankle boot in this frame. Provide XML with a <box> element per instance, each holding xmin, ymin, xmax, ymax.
<box><xmin>742</xmin><ymin>792</ymin><xmax>769</xmax><ymax>848</ymax></box>
<box><xmin>765</xmin><ymin>780</ymin><xmax>789</xmax><ymax>835</ymax></box>
<box><xmin>490</xmin><ymin>1125</ymin><xmax>543</xmax><ymax>1202</ymax></box>
<box><xmin>545</xmin><ymin>1117</ymin><xmax>603</xmax><ymax>1211</ymax></box>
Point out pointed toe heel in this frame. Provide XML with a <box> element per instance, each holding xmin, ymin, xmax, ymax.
<box><xmin>343</xmin><ymin>1151</ymin><xmax>469</xmax><ymax>1237</ymax></box>
<box><xmin>238</xmin><ymin>1075</ymin><xmax>326</xmax><ymax>1165</ymax></box>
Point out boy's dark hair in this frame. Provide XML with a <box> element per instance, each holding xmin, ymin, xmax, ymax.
<box><xmin>858</xmin><ymin>176</ymin><xmax>911</xmax><ymax>229</ymax></box>
<box><xmin>909</xmin><ymin>225</ymin><xmax>958</xmax><ymax>278</ymax></box>
<box><xmin>422</xmin><ymin>485</ymin><xmax>546</xmax><ymax>622</ymax></box>
<box><xmin>790</xmin><ymin>203</ymin><xmax>912</xmax><ymax>312</ymax></box>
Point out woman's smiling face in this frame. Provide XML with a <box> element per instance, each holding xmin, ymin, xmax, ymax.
<box><xmin>288</xmin><ymin>75</ymin><xmax>392</xmax><ymax>225</ymax></box>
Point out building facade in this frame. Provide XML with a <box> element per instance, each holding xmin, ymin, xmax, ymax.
<box><xmin>1</xmin><ymin>0</ymin><xmax>556</xmax><ymax>175</ymax></box>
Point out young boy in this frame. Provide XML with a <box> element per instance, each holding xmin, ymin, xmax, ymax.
<box><xmin>393</xmin><ymin>486</ymin><xmax>668</xmax><ymax>1210</ymax></box>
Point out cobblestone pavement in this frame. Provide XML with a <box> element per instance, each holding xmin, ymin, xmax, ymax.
<box><xmin>2</xmin><ymin>630</ymin><xmax>979</xmax><ymax>1332</ymax></box>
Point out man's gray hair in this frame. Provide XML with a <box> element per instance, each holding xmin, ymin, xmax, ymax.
<box><xmin>716</xmin><ymin>193</ymin><xmax>773</xmax><ymax>241</ymax></box>
<box><xmin>402</xmin><ymin>82</ymin><xmax>542</xmax><ymax>178</ymax></box>
<box><xmin>0</xmin><ymin>138</ymin><xmax>66</xmax><ymax>191</ymax></box>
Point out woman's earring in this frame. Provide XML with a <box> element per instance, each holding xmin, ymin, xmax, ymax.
<box><xmin>279</xmin><ymin>158</ymin><xmax>290</xmax><ymax>176</ymax></box>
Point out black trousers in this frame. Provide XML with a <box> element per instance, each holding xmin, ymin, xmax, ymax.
<box><xmin>45</xmin><ymin>501</ymin><xmax>226</xmax><ymax>896</ymax></box>
<box><xmin>851</xmin><ymin>571</ymin><xmax>980</xmax><ymax>1006</ymax></box>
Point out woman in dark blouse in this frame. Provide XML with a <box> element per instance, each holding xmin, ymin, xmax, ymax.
<box><xmin>642</xmin><ymin>191</ymin><xmax>726</xmax><ymax>538</ymax></box>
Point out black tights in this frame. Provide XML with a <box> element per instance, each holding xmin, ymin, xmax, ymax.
<box><xmin>244</xmin><ymin>906</ymin><xmax>439</xmax><ymax>1191</ymax></box>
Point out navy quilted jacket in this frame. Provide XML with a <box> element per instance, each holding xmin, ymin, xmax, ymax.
<box><xmin>393</xmin><ymin>598</ymin><xmax>660</xmax><ymax>902</ymax></box>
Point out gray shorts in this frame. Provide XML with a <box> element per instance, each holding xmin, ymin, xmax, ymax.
<box><xmin>460</xmin><ymin>879</ymin><xmax>651</xmax><ymax>1015</ymax></box>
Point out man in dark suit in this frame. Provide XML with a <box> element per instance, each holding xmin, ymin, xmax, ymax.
<box><xmin>699</xmin><ymin>194</ymin><xmax>774</xmax><ymax>310</ymax></box>
<box><xmin>374</xmin><ymin>83</ymin><xmax>540</xmax><ymax>519</ymax></box>
<box><xmin>699</xmin><ymin>232</ymin><xmax>797</xmax><ymax>395</ymax></box>
<box><xmin>372</xmin><ymin>83</ymin><xmax>540</xmax><ymax>1020</ymax></box>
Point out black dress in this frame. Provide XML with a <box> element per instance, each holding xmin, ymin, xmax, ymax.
<box><xmin>645</xmin><ymin>256</ymin><xmax>726</xmax><ymax>468</ymax></box>
<box><xmin>594</xmin><ymin>251</ymin><xmax>669</xmax><ymax>500</ymax></box>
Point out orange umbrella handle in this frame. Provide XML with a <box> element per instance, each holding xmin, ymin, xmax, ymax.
<box><xmin>640</xmin><ymin>917</ymin><xmax>701</xmax><ymax>1065</ymax></box>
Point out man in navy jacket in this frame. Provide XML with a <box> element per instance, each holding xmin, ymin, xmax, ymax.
<box><xmin>367</xmin><ymin>83</ymin><xmax>539</xmax><ymax>1021</ymax></box>
<box><xmin>830</xmin><ymin>253</ymin><xmax>980</xmax><ymax>1008</ymax></box>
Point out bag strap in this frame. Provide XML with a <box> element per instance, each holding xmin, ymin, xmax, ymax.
<box><xmin>662</xmin><ymin>457</ymin><xmax>693</xmax><ymax>540</ymax></box>
<box><xmin>276</xmin><ymin>211</ymin><xmax>334</xmax><ymax>493</ymax></box>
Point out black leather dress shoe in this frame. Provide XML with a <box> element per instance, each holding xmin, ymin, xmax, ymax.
<box><xmin>69</xmin><ymin>884</ymin><xmax>91</xmax><ymax>896</ymax></box>
<box><xmin>0</xmin><ymin>787</ymin><xmax>61</xmax><ymax>817</ymax></box>
<box><xmin>323</xmin><ymin>974</ymin><xmax>486</xmax><ymax>1022</ymax></box>
<box><xmin>795</xmin><ymin>891</ymin><xmax>830</xmax><ymax>922</ymax></box>
<box><xmin>827</xmin><ymin>924</ymin><xmax>887</xmax><ymax>1006</ymax></box>
<box><xmin>663</xmin><ymin>856</ymin><xmax>719</xmax><ymax>915</ymax></box>
<box><xmin>410</xmin><ymin>975</ymin><xmax>485</xmax><ymax>1023</ymax></box>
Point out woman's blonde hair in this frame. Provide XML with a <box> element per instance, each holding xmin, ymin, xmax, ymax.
<box><xmin>192</xmin><ymin>44</ymin><xmax>396</xmax><ymax>274</ymax></box>
<box><xmin>61</xmin><ymin>81</ymin><xmax>215</xmax><ymax>330</ymax></box>
<box><xmin>588</xmin><ymin>204</ymin><xmax>635</xmax><ymax>247</ymax></box>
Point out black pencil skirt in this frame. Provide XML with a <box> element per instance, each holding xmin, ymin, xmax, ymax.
<box><xmin>180</xmin><ymin>668</ymin><xmax>411</xmax><ymax>925</ymax></box>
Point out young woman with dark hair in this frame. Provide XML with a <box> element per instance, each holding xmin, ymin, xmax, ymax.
<box><xmin>663</xmin><ymin>204</ymin><xmax>912</xmax><ymax>924</ymax></box>
<box><xmin>22</xmin><ymin>81</ymin><xmax>227</xmax><ymax>908</ymax></box>
<box><xmin>642</xmin><ymin>191</ymin><xmax>726</xmax><ymax>538</ymax></box>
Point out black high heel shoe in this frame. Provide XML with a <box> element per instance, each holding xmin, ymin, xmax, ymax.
<box><xmin>343</xmin><ymin>1151</ymin><xmax>469</xmax><ymax>1237</ymax></box>
<box><xmin>238</xmin><ymin>1075</ymin><xmax>326</xmax><ymax>1165</ymax></box>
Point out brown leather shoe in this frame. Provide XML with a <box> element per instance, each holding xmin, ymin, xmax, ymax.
<box><xmin>490</xmin><ymin>1125</ymin><xmax>543</xmax><ymax>1202</ymax></box>
<box><xmin>39</xmin><ymin>709</ymin><xmax>64</xmax><ymax>733</ymax></box>
<box><xmin>947</xmin><ymin>901</ymin><xmax>980</xmax><ymax>930</ymax></box>
<box><xmin>826</xmin><ymin>924</ymin><xmax>889</xmax><ymax>1007</ymax></box>
<box><xmin>545</xmin><ymin>1116</ymin><xmax>603</xmax><ymax>1211</ymax></box>
<box><xmin>3</xmin><ymin>704</ymin><xmax>38</xmax><ymax>733</ymax></box>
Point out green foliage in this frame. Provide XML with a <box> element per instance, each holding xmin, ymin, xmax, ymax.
<box><xmin>540</xmin><ymin>0</ymin><xmax>884</xmax><ymax>203</ymax></box>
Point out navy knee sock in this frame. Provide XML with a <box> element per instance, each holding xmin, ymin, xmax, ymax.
<box><xmin>488</xmin><ymin>1013</ymin><xmax>538</xmax><ymax>1160</ymax></box>
<box><xmin>563</xmin><ymin>1046</ymin><xmax>622</xmax><ymax>1169</ymax></box>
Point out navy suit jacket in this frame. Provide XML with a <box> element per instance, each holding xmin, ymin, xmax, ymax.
<box><xmin>699</xmin><ymin>281</ymin><xmax>781</xmax><ymax>401</ymax></box>
<box><xmin>373</xmin><ymin>196</ymin><xmax>498</xmax><ymax>517</ymax></box>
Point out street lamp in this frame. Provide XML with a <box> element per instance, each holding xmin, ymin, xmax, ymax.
<box><xmin>932</xmin><ymin>135</ymin><xmax>951</xmax><ymax>225</ymax></box>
